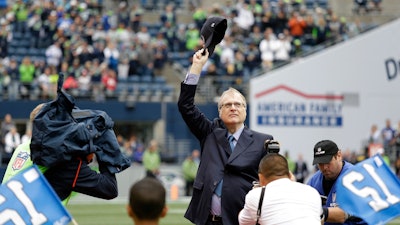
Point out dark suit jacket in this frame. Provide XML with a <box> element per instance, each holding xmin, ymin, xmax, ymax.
<box><xmin>178</xmin><ymin>82</ymin><xmax>273</xmax><ymax>225</ymax></box>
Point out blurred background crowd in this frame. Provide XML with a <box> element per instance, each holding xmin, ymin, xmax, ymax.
<box><xmin>0</xmin><ymin>0</ymin><xmax>383</xmax><ymax>102</ymax></box>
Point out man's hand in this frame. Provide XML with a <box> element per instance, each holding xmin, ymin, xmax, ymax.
<box><xmin>189</xmin><ymin>48</ymin><xmax>209</xmax><ymax>75</ymax></box>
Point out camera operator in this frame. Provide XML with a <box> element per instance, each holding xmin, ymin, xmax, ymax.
<box><xmin>239</xmin><ymin>148</ymin><xmax>322</xmax><ymax>225</ymax></box>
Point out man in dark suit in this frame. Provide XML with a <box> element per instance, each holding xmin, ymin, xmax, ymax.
<box><xmin>178</xmin><ymin>48</ymin><xmax>273</xmax><ymax>225</ymax></box>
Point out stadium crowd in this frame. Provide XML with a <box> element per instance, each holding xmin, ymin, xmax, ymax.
<box><xmin>0</xmin><ymin>0</ymin><xmax>373</xmax><ymax>102</ymax></box>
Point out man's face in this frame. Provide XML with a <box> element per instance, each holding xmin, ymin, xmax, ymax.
<box><xmin>219</xmin><ymin>92</ymin><xmax>247</xmax><ymax>126</ymax></box>
<box><xmin>317</xmin><ymin>152</ymin><xmax>342</xmax><ymax>180</ymax></box>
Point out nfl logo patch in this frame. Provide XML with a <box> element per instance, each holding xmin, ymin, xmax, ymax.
<box><xmin>12</xmin><ymin>151</ymin><xmax>30</xmax><ymax>171</ymax></box>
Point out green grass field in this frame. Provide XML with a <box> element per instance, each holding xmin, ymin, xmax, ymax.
<box><xmin>67</xmin><ymin>201</ymin><xmax>192</xmax><ymax>225</ymax></box>
<box><xmin>67</xmin><ymin>201</ymin><xmax>400</xmax><ymax>225</ymax></box>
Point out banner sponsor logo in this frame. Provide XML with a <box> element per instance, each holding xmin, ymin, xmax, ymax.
<box><xmin>254</xmin><ymin>85</ymin><xmax>343</xmax><ymax>127</ymax></box>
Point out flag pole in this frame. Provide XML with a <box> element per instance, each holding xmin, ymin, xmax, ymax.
<box><xmin>71</xmin><ymin>218</ymin><xmax>79</xmax><ymax>225</ymax></box>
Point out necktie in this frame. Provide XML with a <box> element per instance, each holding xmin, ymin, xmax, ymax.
<box><xmin>228</xmin><ymin>135</ymin><xmax>235</xmax><ymax>151</ymax></box>
<box><xmin>215</xmin><ymin>135</ymin><xmax>236</xmax><ymax>196</ymax></box>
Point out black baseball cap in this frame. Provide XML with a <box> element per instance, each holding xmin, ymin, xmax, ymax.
<box><xmin>312</xmin><ymin>140</ymin><xmax>339</xmax><ymax>165</ymax></box>
<box><xmin>200</xmin><ymin>16</ymin><xmax>227</xmax><ymax>56</ymax></box>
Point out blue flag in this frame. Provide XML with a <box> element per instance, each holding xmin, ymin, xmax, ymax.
<box><xmin>336</xmin><ymin>154</ymin><xmax>400</xmax><ymax>225</ymax></box>
<box><xmin>0</xmin><ymin>165</ymin><xmax>73</xmax><ymax>225</ymax></box>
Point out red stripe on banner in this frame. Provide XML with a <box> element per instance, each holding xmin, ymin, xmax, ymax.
<box><xmin>255</xmin><ymin>85</ymin><xmax>344</xmax><ymax>100</ymax></box>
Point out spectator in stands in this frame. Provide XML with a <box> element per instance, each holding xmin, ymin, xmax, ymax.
<box><xmin>48</xmin><ymin>66</ymin><xmax>59</xmax><ymax>94</ymax></box>
<box><xmin>12</xmin><ymin>0</ymin><xmax>28</xmax><ymax>33</ymax></box>
<box><xmin>45</xmin><ymin>40</ymin><xmax>63</xmax><ymax>69</ymax></box>
<box><xmin>259</xmin><ymin>27</ymin><xmax>276</xmax><ymax>71</ymax></box>
<box><xmin>0</xmin><ymin>0</ymin><xmax>377</xmax><ymax>102</ymax></box>
<box><xmin>233</xmin><ymin>1</ymin><xmax>254</xmax><ymax>36</ymax></box>
<box><xmin>328</xmin><ymin>13</ymin><xmax>342</xmax><ymax>43</ymax></box>
<box><xmin>117</xmin><ymin>1</ymin><xmax>130</xmax><ymax>28</ymax></box>
<box><xmin>92</xmin><ymin>41</ymin><xmax>106</xmax><ymax>63</ymax></box>
<box><xmin>160</xmin><ymin>3</ymin><xmax>177</xmax><ymax>27</ymax></box>
<box><xmin>151</xmin><ymin>32</ymin><xmax>168</xmax><ymax>75</ymax></box>
<box><xmin>75</xmin><ymin>40</ymin><xmax>94</xmax><ymax>65</ymax></box>
<box><xmin>137</xmin><ymin>41</ymin><xmax>155</xmax><ymax>77</ymax></box>
<box><xmin>185</xmin><ymin>23</ymin><xmax>200</xmax><ymax>52</ymax></box>
<box><xmin>244</xmin><ymin>40</ymin><xmax>261</xmax><ymax>78</ymax></box>
<box><xmin>313</xmin><ymin>16</ymin><xmax>330</xmax><ymax>45</ymax></box>
<box><xmin>101</xmin><ymin>67</ymin><xmax>117</xmax><ymax>97</ymax></box>
<box><xmin>42</xmin><ymin>9</ymin><xmax>58</xmax><ymax>48</ymax></box>
<box><xmin>103</xmin><ymin>40</ymin><xmax>120</xmax><ymax>72</ymax></box>
<box><xmin>175</xmin><ymin>24</ymin><xmax>188</xmax><ymax>52</ymax></box>
<box><xmin>192</xmin><ymin>6</ymin><xmax>207</xmax><ymax>30</ymax></box>
<box><xmin>117</xmin><ymin>57</ymin><xmax>130</xmax><ymax>80</ymax></box>
<box><xmin>0</xmin><ymin>64</ymin><xmax>9</xmax><ymax>96</ymax></box>
<box><xmin>338</xmin><ymin>17</ymin><xmax>350</xmax><ymax>41</ymax></box>
<box><xmin>159</xmin><ymin>20</ymin><xmax>176</xmax><ymax>51</ymax></box>
<box><xmin>203</xmin><ymin>60</ymin><xmax>221</xmax><ymax>77</ymax></box>
<box><xmin>274</xmin><ymin>10</ymin><xmax>289</xmax><ymax>36</ymax></box>
<box><xmin>233</xmin><ymin>50</ymin><xmax>245</xmax><ymax>78</ymax></box>
<box><xmin>77</xmin><ymin>68</ymin><xmax>91</xmax><ymax>97</ymax></box>
<box><xmin>0</xmin><ymin>20</ymin><xmax>8</xmax><ymax>58</ymax></box>
<box><xmin>33</xmin><ymin>59</ymin><xmax>46</xmax><ymax>79</ymax></box>
<box><xmin>69</xmin><ymin>58</ymin><xmax>83</xmax><ymax>78</ymax></box>
<box><xmin>273</xmin><ymin>32</ymin><xmax>292</xmax><ymax>65</ymax></box>
<box><xmin>92</xmin><ymin>24</ymin><xmax>108</xmax><ymax>43</ymax></box>
<box><xmin>18</xmin><ymin>56</ymin><xmax>36</xmax><ymax>99</ymax></box>
<box><xmin>115</xmin><ymin>22</ymin><xmax>132</xmax><ymax>46</ymax></box>
<box><xmin>302</xmin><ymin>14</ymin><xmax>316</xmax><ymax>47</ymax></box>
<box><xmin>288</xmin><ymin>11</ymin><xmax>306</xmax><ymax>41</ymax></box>
<box><xmin>5</xmin><ymin>58</ymin><xmax>19</xmax><ymax>100</ymax></box>
<box><xmin>220</xmin><ymin>36</ymin><xmax>236</xmax><ymax>75</ymax></box>
<box><xmin>127</xmin><ymin>44</ymin><xmax>140</xmax><ymax>76</ymax></box>
<box><xmin>129</xmin><ymin>4</ymin><xmax>144</xmax><ymax>33</ymax></box>
<box><xmin>248</xmin><ymin>25</ymin><xmax>264</xmax><ymax>46</ymax></box>
<box><xmin>27</xmin><ymin>13</ymin><xmax>42</xmax><ymax>48</ymax></box>
<box><xmin>36</xmin><ymin>66</ymin><xmax>51</xmax><ymax>100</ymax></box>
<box><xmin>89</xmin><ymin>59</ymin><xmax>105</xmax><ymax>102</ymax></box>
<box><xmin>136</xmin><ymin>25</ymin><xmax>151</xmax><ymax>45</ymax></box>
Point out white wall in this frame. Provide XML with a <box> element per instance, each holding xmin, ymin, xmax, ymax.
<box><xmin>249</xmin><ymin>18</ymin><xmax>400</xmax><ymax>168</ymax></box>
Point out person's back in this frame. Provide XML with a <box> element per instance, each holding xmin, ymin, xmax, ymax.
<box><xmin>241</xmin><ymin>178</ymin><xmax>321</xmax><ymax>225</ymax></box>
<box><xmin>239</xmin><ymin>153</ymin><xmax>322</xmax><ymax>225</ymax></box>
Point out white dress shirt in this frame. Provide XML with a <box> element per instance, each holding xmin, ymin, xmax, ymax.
<box><xmin>239</xmin><ymin>178</ymin><xmax>322</xmax><ymax>225</ymax></box>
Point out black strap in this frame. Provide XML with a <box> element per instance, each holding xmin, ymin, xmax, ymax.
<box><xmin>256</xmin><ymin>186</ymin><xmax>266</xmax><ymax>225</ymax></box>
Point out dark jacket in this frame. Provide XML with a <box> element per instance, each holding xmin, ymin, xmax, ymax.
<box><xmin>30</xmin><ymin>82</ymin><xmax>130</xmax><ymax>174</ymax></box>
<box><xmin>178</xmin><ymin>82</ymin><xmax>273</xmax><ymax>225</ymax></box>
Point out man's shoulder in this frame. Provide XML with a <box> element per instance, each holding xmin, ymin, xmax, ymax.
<box><xmin>248</xmin><ymin>128</ymin><xmax>273</xmax><ymax>139</ymax></box>
<box><xmin>308</xmin><ymin>171</ymin><xmax>323</xmax><ymax>185</ymax></box>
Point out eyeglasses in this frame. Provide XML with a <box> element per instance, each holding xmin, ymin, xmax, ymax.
<box><xmin>220</xmin><ymin>102</ymin><xmax>245</xmax><ymax>109</ymax></box>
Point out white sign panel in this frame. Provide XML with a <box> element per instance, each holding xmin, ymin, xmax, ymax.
<box><xmin>250</xmin><ymin>18</ymin><xmax>400</xmax><ymax>167</ymax></box>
